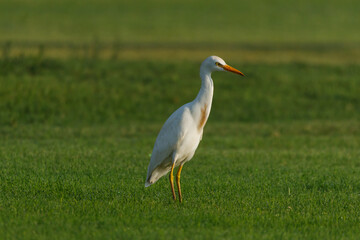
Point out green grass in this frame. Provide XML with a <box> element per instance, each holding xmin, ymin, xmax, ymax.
<box><xmin>1</xmin><ymin>0</ymin><xmax>360</xmax><ymax>44</ymax></box>
<box><xmin>1</xmin><ymin>57</ymin><xmax>360</xmax><ymax>239</ymax></box>
<box><xmin>0</xmin><ymin>57</ymin><xmax>359</xmax><ymax>126</ymax></box>
<box><xmin>1</xmin><ymin>123</ymin><xmax>360</xmax><ymax>239</ymax></box>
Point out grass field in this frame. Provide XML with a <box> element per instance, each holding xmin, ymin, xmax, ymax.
<box><xmin>0</xmin><ymin>121</ymin><xmax>359</xmax><ymax>239</ymax></box>
<box><xmin>0</xmin><ymin>58</ymin><xmax>359</xmax><ymax>125</ymax></box>
<box><xmin>1</xmin><ymin>0</ymin><xmax>360</xmax><ymax>239</ymax></box>
<box><xmin>1</xmin><ymin>57</ymin><xmax>359</xmax><ymax>239</ymax></box>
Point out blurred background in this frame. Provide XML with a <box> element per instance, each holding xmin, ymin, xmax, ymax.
<box><xmin>0</xmin><ymin>0</ymin><xmax>359</xmax><ymax>126</ymax></box>
<box><xmin>1</xmin><ymin>0</ymin><xmax>360</xmax><ymax>62</ymax></box>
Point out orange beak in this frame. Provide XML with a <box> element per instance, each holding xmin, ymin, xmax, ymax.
<box><xmin>222</xmin><ymin>65</ymin><xmax>245</xmax><ymax>76</ymax></box>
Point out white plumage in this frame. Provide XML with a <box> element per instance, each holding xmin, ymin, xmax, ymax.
<box><xmin>145</xmin><ymin>56</ymin><xmax>244</xmax><ymax>202</ymax></box>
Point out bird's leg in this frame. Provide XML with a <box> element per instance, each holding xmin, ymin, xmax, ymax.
<box><xmin>176</xmin><ymin>164</ymin><xmax>184</xmax><ymax>203</ymax></box>
<box><xmin>169</xmin><ymin>162</ymin><xmax>176</xmax><ymax>201</ymax></box>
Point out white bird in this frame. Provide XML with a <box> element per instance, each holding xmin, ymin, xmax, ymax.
<box><xmin>145</xmin><ymin>56</ymin><xmax>244</xmax><ymax>202</ymax></box>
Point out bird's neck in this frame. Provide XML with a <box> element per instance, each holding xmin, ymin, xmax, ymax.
<box><xmin>191</xmin><ymin>68</ymin><xmax>214</xmax><ymax>131</ymax></box>
<box><xmin>195</xmin><ymin>70</ymin><xmax>214</xmax><ymax>106</ymax></box>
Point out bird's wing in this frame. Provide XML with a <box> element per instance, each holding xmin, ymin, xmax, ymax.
<box><xmin>146</xmin><ymin>104</ymin><xmax>192</xmax><ymax>182</ymax></box>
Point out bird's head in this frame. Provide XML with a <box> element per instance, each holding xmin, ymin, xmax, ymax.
<box><xmin>201</xmin><ymin>56</ymin><xmax>244</xmax><ymax>76</ymax></box>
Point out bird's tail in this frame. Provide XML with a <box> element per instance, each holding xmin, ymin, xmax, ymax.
<box><xmin>145</xmin><ymin>172</ymin><xmax>154</xmax><ymax>187</ymax></box>
<box><xmin>145</xmin><ymin>165</ymin><xmax>170</xmax><ymax>187</ymax></box>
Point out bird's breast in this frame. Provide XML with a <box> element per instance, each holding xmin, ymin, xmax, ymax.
<box><xmin>197</xmin><ymin>103</ymin><xmax>209</xmax><ymax>131</ymax></box>
<box><xmin>175</xmin><ymin>128</ymin><xmax>202</xmax><ymax>164</ymax></box>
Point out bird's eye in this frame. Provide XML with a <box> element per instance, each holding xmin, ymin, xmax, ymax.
<box><xmin>215</xmin><ymin>62</ymin><xmax>222</xmax><ymax>67</ymax></box>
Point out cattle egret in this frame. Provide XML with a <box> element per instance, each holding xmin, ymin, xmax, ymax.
<box><xmin>145</xmin><ymin>56</ymin><xmax>244</xmax><ymax>202</ymax></box>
